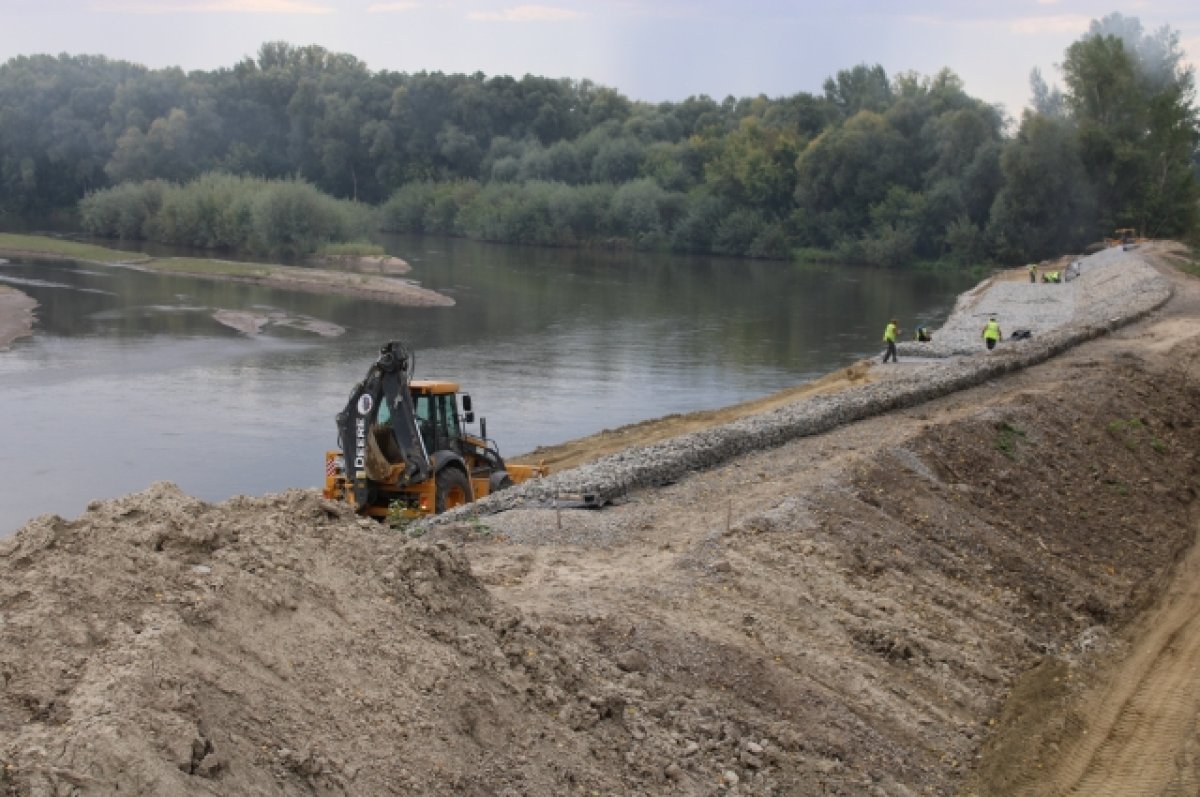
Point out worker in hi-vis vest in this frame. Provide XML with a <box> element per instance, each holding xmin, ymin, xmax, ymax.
<box><xmin>882</xmin><ymin>319</ymin><xmax>900</xmax><ymax>363</ymax></box>
<box><xmin>982</xmin><ymin>317</ymin><xmax>1001</xmax><ymax>351</ymax></box>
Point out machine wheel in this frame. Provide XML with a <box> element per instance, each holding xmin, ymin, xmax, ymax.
<box><xmin>488</xmin><ymin>471</ymin><xmax>515</xmax><ymax>493</ymax></box>
<box><xmin>435</xmin><ymin>467</ymin><xmax>472</xmax><ymax>513</ymax></box>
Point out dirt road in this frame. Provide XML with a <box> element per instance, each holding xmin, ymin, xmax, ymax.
<box><xmin>1</xmin><ymin>245</ymin><xmax>1197</xmax><ymax>795</ymax></box>
<box><xmin>1034</xmin><ymin>527</ymin><xmax>1200</xmax><ymax>796</ymax></box>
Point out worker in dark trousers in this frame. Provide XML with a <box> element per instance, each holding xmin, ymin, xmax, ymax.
<box><xmin>982</xmin><ymin>317</ymin><xmax>1001</xmax><ymax>351</ymax></box>
<box><xmin>882</xmin><ymin>319</ymin><xmax>900</xmax><ymax>363</ymax></box>
<box><xmin>1028</xmin><ymin>264</ymin><xmax>1037</xmax><ymax>283</ymax></box>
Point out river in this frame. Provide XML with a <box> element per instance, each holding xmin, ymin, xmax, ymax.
<box><xmin>0</xmin><ymin>235</ymin><xmax>978</xmax><ymax>534</ymax></box>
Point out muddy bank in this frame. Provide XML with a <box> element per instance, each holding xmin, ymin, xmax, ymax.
<box><xmin>0</xmin><ymin>286</ymin><xmax>36</xmax><ymax>350</ymax></box>
<box><xmin>0</xmin><ymin>241</ymin><xmax>452</xmax><ymax>308</ymax></box>
<box><xmin>118</xmin><ymin>259</ymin><xmax>454</xmax><ymax>308</ymax></box>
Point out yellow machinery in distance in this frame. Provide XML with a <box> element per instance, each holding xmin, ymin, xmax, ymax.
<box><xmin>323</xmin><ymin>341</ymin><xmax>546</xmax><ymax>519</ymax></box>
<box><xmin>1106</xmin><ymin>228</ymin><xmax>1147</xmax><ymax>248</ymax></box>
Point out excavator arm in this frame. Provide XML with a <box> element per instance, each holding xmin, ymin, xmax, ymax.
<box><xmin>335</xmin><ymin>341</ymin><xmax>432</xmax><ymax>510</ymax></box>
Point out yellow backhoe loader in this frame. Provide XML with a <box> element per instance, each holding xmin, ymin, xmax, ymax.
<box><xmin>323</xmin><ymin>341</ymin><xmax>546</xmax><ymax>519</ymax></box>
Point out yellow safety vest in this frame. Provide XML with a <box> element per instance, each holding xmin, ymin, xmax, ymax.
<box><xmin>983</xmin><ymin>320</ymin><xmax>1000</xmax><ymax>341</ymax></box>
<box><xmin>883</xmin><ymin>323</ymin><xmax>897</xmax><ymax>343</ymax></box>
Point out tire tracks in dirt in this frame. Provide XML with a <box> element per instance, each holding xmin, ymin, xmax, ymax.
<box><xmin>1029</xmin><ymin>506</ymin><xmax>1200</xmax><ymax>796</ymax></box>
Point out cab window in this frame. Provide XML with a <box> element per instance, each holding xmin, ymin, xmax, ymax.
<box><xmin>435</xmin><ymin>394</ymin><xmax>460</xmax><ymax>449</ymax></box>
<box><xmin>413</xmin><ymin>393</ymin><xmax>434</xmax><ymax>448</ymax></box>
<box><xmin>411</xmin><ymin>392</ymin><xmax>461</xmax><ymax>451</ymax></box>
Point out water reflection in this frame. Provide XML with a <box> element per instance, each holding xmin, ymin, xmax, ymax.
<box><xmin>0</xmin><ymin>238</ymin><xmax>977</xmax><ymax>534</ymax></box>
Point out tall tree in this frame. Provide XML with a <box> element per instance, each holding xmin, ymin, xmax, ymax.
<box><xmin>1060</xmin><ymin>14</ymin><xmax>1198</xmax><ymax>236</ymax></box>
<box><xmin>988</xmin><ymin>113</ymin><xmax>1095</xmax><ymax>260</ymax></box>
<box><xmin>823</xmin><ymin>64</ymin><xmax>892</xmax><ymax>119</ymax></box>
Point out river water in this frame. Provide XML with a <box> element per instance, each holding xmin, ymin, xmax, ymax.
<box><xmin>0</xmin><ymin>235</ymin><xmax>977</xmax><ymax>534</ymax></box>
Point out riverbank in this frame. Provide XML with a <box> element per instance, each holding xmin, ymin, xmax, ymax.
<box><xmin>499</xmin><ymin>242</ymin><xmax>1175</xmax><ymax>504</ymax></box>
<box><xmin>1</xmin><ymin>241</ymin><xmax>1197</xmax><ymax>795</ymax></box>
<box><xmin>0</xmin><ymin>233</ymin><xmax>454</xmax><ymax>312</ymax></box>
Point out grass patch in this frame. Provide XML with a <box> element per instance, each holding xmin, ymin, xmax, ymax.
<box><xmin>1107</xmin><ymin>417</ymin><xmax>1148</xmax><ymax>450</ymax></box>
<box><xmin>1107</xmin><ymin>418</ymin><xmax>1144</xmax><ymax>434</ymax></box>
<box><xmin>1168</xmin><ymin>243</ymin><xmax>1200</xmax><ymax>277</ymax></box>
<box><xmin>993</xmin><ymin>422</ymin><xmax>1026</xmax><ymax>459</ymax></box>
<box><xmin>387</xmin><ymin>500</ymin><xmax>423</xmax><ymax>534</ymax></box>
<box><xmin>140</xmin><ymin>257</ymin><xmax>273</xmax><ymax>278</ymax></box>
<box><xmin>0</xmin><ymin>233</ymin><xmax>143</xmax><ymax>264</ymax></box>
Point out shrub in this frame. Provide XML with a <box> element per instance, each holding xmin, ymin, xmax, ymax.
<box><xmin>80</xmin><ymin>172</ymin><xmax>370</xmax><ymax>257</ymax></box>
<box><xmin>713</xmin><ymin>209</ymin><xmax>765</xmax><ymax>256</ymax></box>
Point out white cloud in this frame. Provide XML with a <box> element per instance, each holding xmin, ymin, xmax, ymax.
<box><xmin>367</xmin><ymin>1</ymin><xmax>420</xmax><ymax>11</ymax></box>
<box><xmin>467</xmin><ymin>5</ymin><xmax>583</xmax><ymax>22</ymax></box>
<box><xmin>92</xmin><ymin>0</ymin><xmax>333</xmax><ymax>12</ymax></box>
<box><xmin>1009</xmin><ymin>15</ymin><xmax>1091</xmax><ymax>36</ymax></box>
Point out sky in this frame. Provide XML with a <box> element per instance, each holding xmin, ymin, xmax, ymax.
<box><xmin>3</xmin><ymin>0</ymin><xmax>1200</xmax><ymax>121</ymax></box>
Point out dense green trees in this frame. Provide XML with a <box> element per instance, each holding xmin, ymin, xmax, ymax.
<box><xmin>990</xmin><ymin>13</ymin><xmax>1198</xmax><ymax>250</ymax></box>
<box><xmin>3</xmin><ymin>17</ymin><xmax>1197</xmax><ymax>264</ymax></box>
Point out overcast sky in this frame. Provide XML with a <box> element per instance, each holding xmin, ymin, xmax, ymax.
<box><xmin>4</xmin><ymin>1</ymin><xmax>1199</xmax><ymax>121</ymax></box>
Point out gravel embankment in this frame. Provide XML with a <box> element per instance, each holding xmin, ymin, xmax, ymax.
<box><xmin>429</xmin><ymin>245</ymin><xmax>1172</xmax><ymax>526</ymax></box>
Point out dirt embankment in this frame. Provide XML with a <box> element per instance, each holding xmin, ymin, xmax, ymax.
<box><xmin>1</xmin><ymin>248</ymin><xmax>1198</xmax><ymax>796</ymax></box>
<box><xmin>516</xmin><ymin>360</ymin><xmax>874</xmax><ymax>473</ymax></box>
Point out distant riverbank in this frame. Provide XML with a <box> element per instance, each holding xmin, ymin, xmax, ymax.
<box><xmin>0</xmin><ymin>234</ymin><xmax>454</xmax><ymax>331</ymax></box>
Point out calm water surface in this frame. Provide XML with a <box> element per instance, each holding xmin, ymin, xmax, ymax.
<box><xmin>0</xmin><ymin>236</ymin><xmax>977</xmax><ymax>534</ymax></box>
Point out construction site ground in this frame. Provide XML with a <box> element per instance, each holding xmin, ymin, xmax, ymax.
<box><xmin>1</xmin><ymin>245</ymin><xmax>1199</xmax><ymax>795</ymax></box>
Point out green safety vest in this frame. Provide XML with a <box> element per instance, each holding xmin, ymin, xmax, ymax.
<box><xmin>983</xmin><ymin>320</ymin><xmax>1000</xmax><ymax>341</ymax></box>
<box><xmin>883</xmin><ymin>323</ymin><xmax>897</xmax><ymax>343</ymax></box>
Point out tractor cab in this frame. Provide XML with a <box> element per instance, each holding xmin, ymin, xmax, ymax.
<box><xmin>408</xmin><ymin>380</ymin><xmax>468</xmax><ymax>455</ymax></box>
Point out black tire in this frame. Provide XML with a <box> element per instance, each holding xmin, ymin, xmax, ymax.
<box><xmin>488</xmin><ymin>471</ymin><xmax>515</xmax><ymax>493</ymax></box>
<box><xmin>434</xmin><ymin>467</ymin><xmax>472</xmax><ymax>513</ymax></box>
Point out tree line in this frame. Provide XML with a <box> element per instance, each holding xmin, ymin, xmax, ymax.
<box><xmin>2</xmin><ymin>13</ymin><xmax>1196</xmax><ymax>265</ymax></box>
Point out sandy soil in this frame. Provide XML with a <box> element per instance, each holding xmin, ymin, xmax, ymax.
<box><xmin>0</xmin><ymin>245</ymin><xmax>1198</xmax><ymax>796</ymax></box>
<box><xmin>0</xmin><ymin>287</ymin><xmax>36</xmax><ymax>350</ymax></box>
<box><xmin>128</xmin><ymin>261</ymin><xmax>454</xmax><ymax>308</ymax></box>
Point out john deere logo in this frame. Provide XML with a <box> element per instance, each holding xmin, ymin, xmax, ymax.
<box><xmin>357</xmin><ymin>394</ymin><xmax>373</xmax><ymax>415</ymax></box>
